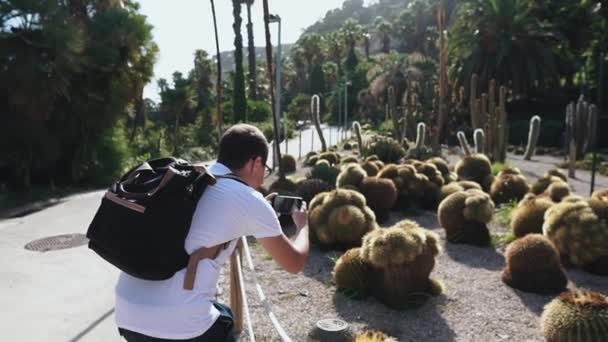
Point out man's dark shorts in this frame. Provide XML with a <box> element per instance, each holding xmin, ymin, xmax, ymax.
<box><xmin>118</xmin><ymin>302</ymin><xmax>236</xmax><ymax>342</ymax></box>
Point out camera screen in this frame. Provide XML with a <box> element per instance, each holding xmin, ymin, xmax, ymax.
<box><xmin>273</xmin><ymin>196</ymin><xmax>302</xmax><ymax>214</ymax></box>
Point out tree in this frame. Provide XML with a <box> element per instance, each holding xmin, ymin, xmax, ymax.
<box><xmin>323</xmin><ymin>31</ymin><xmax>345</xmax><ymax>78</ymax></box>
<box><xmin>244</xmin><ymin>0</ymin><xmax>257</xmax><ymax>100</ymax></box>
<box><xmin>374</xmin><ymin>16</ymin><xmax>392</xmax><ymax>53</ymax></box>
<box><xmin>448</xmin><ymin>0</ymin><xmax>562</xmax><ymax>97</ymax></box>
<box><xmin>231</xmin><ymin>0</ymin><xmax>247</xmax><ymax>122</ymax></box>
<box><xmin>1</xmin><ymin>0</ymin><xmax>157</xmax><ymax>186</ymax></box>
<box><xmin>210</xmin><ymin>0</ymin><xmax>223</xmax><ymax>139</ymax></box>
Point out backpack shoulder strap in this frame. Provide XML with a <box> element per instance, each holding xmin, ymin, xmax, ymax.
<box><xmin>215</xmin><ymin>173</ymin><xmax>249</xmax><ymax>187</ymax></box>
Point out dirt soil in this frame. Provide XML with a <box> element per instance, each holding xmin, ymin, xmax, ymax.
<box><xmin>216</xmin><ymin>151</ymin><xmax>608</xmax><ymax>342</ymax></box>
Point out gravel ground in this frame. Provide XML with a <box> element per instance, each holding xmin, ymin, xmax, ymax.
<box><xmin>216</xmin><ymin>152</ymin><xmax>608</xmax><ymax>342</ymax></box>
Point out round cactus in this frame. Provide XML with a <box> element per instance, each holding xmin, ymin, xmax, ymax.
<box><xmin>305</xmin><ymin>151</ymin><xmax>319</xmax><ymax>166</ymax></box>
<box><xmin>359</xmin><ymin>177</ymin><xmax>398</xmax><ymax>223</ymax></box>
<box><xmin>438</xmin><ymin>189</ymin><xmax>494</xmax><ymax>245</ymax></box>
<box><xmin>308</xmin><ymin>189</ymin><xmax>377</xmax><ymax>250</ymax></box>
<box><xmin>540</xmin><ymin>289</ymin><xmax>608</xmax><ymax>342</ymax></box>
<box><xmin>378</xmin><ymin>164</ymin><xmax>428</xmax><ymax>211</ymax></box>
<box><xmin>490</xmin><ymin>168</ymin><xmax>530</xmax><ymax>205</ymax></box>
<box><xmin>319</xmin><ymin>151</ymin><xmax>340</xmax><ymax>165</ymax></box>
<box><xmin>414</xmin><ymin>162</ymin><xmax>445</xmax><ymax>210</ymax></box>
<box><xmin>360</xmin><ymin>220</ymin><xmax>442</xmax><ymax>309</ymax></box>
<box><xmin>365</xmin><ymin>155</ymin><xmax>379</xmax><ymax>162</ymax></box>
<box><xmin>543</xmin><ymin>197</ymin><xmax>608</xmax><ymax>268</ymax></box>
<box><xmin>547</xmin><ymin>180</ymin><xmax>571</xmax><ymax>202</ymax></box>
<box><xmin>341</xmin><ymin>156</ymin><xmax>359</xmax><ymax>165</ymax></box>
<box><xmin>510</xmin><ymin>194</ymin><xmax>555</xmax><ymax>237</ymax></box>
<box><xmin>361</xmin><ymin>161</ymin><xmax>380</xmax><ymax>177</ymax></box>
<box><xmin>296</xmin><ymin>178</ymin><xmax>333</xmax><ymax>205</ymax></box>
<box><xmin>366</xmin><ymin>136</ymin><xmax>406</xmax><ymax>164</ymax></box>
<box><xmin>336</xmin><ymin>163</ymin><xmax>368</xmax><ymax>189</ymax></box>
<box><xmin>592</xmin><ymin>189</ymin><xmax>608</xmax><ymax>201</ymax></box>
<box><xmin>454</xmin><ymin>153</ymin><xmax>494</xmax><ymax>192</ymax></box>
<box><xmin>333</xmin><ymin>247</ymin><xmax>370</xmax><ymax>298</ymax></box>
<box><xmin>427</xmin><ymin>157</ymin><xmax>453</xmax><ymax>183</ymax></box>
<box><xmin>440</xmin><ymin>180</ymin><xmax>482</xmax><ymax>202</ymax></box>
<box><xmin>354</xmin><ymin>330</ymin><xmax>397</xmax><ymax>342</ymax></box>
<box><xmin>280</xmin><ymin>154</ymin><xmax>297</xmax><ymax>173</ymax></box>
<box><xmin>501</xmin><ymin>234</ymin><xmax>567</xmax><ymax>294</ymax></box>
<box><xmin>308</xmin><ymin>160</ymin><xmax>340</xmax><ymax>186</ymax></box>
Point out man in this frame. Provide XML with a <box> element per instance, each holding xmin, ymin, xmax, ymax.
<box><xmin>115</xmin><ymin>124</ymin><xmax>310</xmax><ymax>341</ymax></box>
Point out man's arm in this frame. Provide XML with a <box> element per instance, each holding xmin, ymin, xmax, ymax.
<box><xmin>257</xmin><ymin>203</ymin><xmax>309</xmax><ymax>274</ymax></box>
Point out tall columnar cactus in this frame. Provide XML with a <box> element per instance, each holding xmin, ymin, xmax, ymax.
<box><xmin>388</xmin><ymin>86</ymin><xmax>401</xmax><ymax>139</ymax></box>
<box><xmin>457</xmin><ymin>131</ymin><xmax>472</xmax><ymax>156</ymax></box>
<box><xmin>468</xmin><ymin>74</ymin><xmax>509</xmax><ymax>162</ymax></box>
<box><xmin>470</xmin><ymin>74</ymin><xmax>480</xmax><ymax>129</ymax></box>
<box><xmin>474</xmin><ymin>128</ymin><xmax>485</xmax><ymax>155</ymax></box>
<box><xmin>523</xmin><ymin>115</ymin><xmax>541</xmax><ymax>160</ymax></box>
<box><xmin>566</xmin><ymin>95</ymin><xmax>598</xmax><ymax>177</ymax></box>
<box><xmin>541</xmin><ymin>289</ymin><xmax>608</xmax><ymax>342</ymax></box>
<box><xmin>416</xmin><ymin>122</ymin><xmax>426</xmax><ymax>149</ymax></box>
<box><xmin>353</xmin><ymin>121</ymin><xmax>364</xmax><ymax>156</ymax></box>
<box><xmin>310</xmin><ymin>94</ymin><xmax>327</xmax><ymax>152</ymax></box>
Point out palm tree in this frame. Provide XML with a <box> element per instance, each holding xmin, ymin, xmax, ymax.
<box><xmin>231</xmin><ymin>0</ymin><xmax>247</xmax><ymax>122</ymax></box>
<box><xmin>448</xmin><ymin>0</ymin><xmax>561</xmax><ymax>97</ymax></box>
<box><xmin>262</xmin><ymin>0</ymin><xmax>282</xmax><ymax>176</ymax></box>
<box><xmin>374</xmin><ymin>16</ymin><xmax>392</xmax><ymax>53</ymax></box>
<box><xmin>244</xmin><ymin>0</ymin><xmax>257</xmax><ymax>100</ymax></box>
<box><xmin>323</xmin><ymin>31</ymin><xmax>344</xmax><ymax>78</ymax></box>
<box><xmin>210</xmin><ymin>0</ymin><xmax>223</xmax><ymax>139</ymax></box>
<box><xmin>341</xmin><ymin>18</ymin><xmax>363</xmax><ymax>51</ymax></box>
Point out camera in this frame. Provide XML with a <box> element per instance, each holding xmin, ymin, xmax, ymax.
<box><xmin>271</xmin><ymin>195</ymin><xmax>304</xmax><ymax>215</ymax></box>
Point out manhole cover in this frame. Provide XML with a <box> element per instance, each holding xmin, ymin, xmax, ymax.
<box><xmin>24</xmin><ymin>233</ymin><xmax>88</xmax><ymax>252</ymax></box>
<box><xmin>316</xmin><ymin>318</ymin><xmax>349</xmax><ymax>332</ymax></box>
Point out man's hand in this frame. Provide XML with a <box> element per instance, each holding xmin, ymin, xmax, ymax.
<box><xmin>291</xmin><ymin>201</ymin><xmax>308</xmax><ymax>229</ymax></box>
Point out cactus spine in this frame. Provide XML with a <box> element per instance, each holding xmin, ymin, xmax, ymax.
<box><xmin>310</xmin><ymin>95</ymin><xmax>327</xmax><ymax>152</ymax></box>
<box><xmin>474</xmin><ymin>129</ymin><xmax>485</xmax><ymax>155</ymax></box>
<box><xmin>457</xmin><ymin>131</ymin><xmax>472</xmax><ymax>156</ymax></box>
<box><xmin>353</xmin><ymin>121</ymin><xmax>364</xmax><ymax>156</ymax></box>
<box><xmin>416</xmin><ymin>122</ymin><xmax>426</xmax><ymax>149</ymax></box>
<box><xmin>523</xmin><ymin>115</ymin><xmax>541</xmax><ymax>160</ymax></box>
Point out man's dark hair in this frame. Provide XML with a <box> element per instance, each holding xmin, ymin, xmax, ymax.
<box><xmin>217</xmin><ymin>124</ymin><xmax>269</xmax><ymax>169</ymax></box>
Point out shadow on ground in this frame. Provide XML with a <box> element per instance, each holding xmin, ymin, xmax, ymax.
<box><xmin>333</xmin><ymin>291</ymin><xmax>456</xmax><ymax>341</ymax></box>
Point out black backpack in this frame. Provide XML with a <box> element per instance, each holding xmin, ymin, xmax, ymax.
<box><xmin>86</xmin><ymin>157</ymin><xmax>245</xmax><ymax>281</ymax></box>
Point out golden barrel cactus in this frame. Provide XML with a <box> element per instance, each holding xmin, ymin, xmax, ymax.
<box><xmin>309</xmin><ymin>189</ymin><xmax>378</xmax><ymax>250</ymax></box>
<box><xmin>541</xmin><ymin>289</ymin><xmax>608</xmax><ymax>342</ymax></box>
<box><xmin>358</xmin><ymin>220</ymin><xmax>442</xmax><ymax>309</ymax></box>
<box><xmin>438</xmin><ymin>189</ymin><xmax>495</xmax><ymax>245</ymax></box>
<box><xmin>490</xmin><ymin>168</ymin><xmax>530</xmax><ymax>205</ymax></box>
<box><xmin>510</xmin><ymin>194</ymin><xmax>554</xmax><ymax>238</ymax></box>
<box><xmin>454</xmin><ymin>153</ymin><xmax>494</xmax><ymax>192</ymax></box>
<box><xmin>501</xmin><ymin>234</ymin><xmax>567</xmax><ymax>294</ymax></box>
<box><xmin>359</xmin><ymin>177</ymin><xmax>398</xmax><ymax>223</ymax></box>
<box><xmin>543</xmin><ymin>197</ymin><xmax>608</xmax><ymax>271</ymax></box>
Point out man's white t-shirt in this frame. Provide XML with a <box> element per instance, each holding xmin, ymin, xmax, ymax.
<box><xmin>114</xmin><ymin>162</ymin><xmax>282</xmax><ymax>339</ymax></box>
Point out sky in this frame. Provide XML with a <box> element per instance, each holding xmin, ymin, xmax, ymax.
<box><xmin>138</xmin><ymin>0</ymin><xmax>377</xmax><ymax>101</ymax></box>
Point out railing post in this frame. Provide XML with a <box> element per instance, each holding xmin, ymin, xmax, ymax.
<box><xmin>230</xmin><ymin>239</ymin><xmax>244</xmax><ymax>334</ymax></box>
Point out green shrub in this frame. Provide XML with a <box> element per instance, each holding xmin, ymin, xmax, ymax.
<box><xmin>247</xmin><ymin>100</ymin><xmax>272</xmax><ymax>122</ymax></box>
